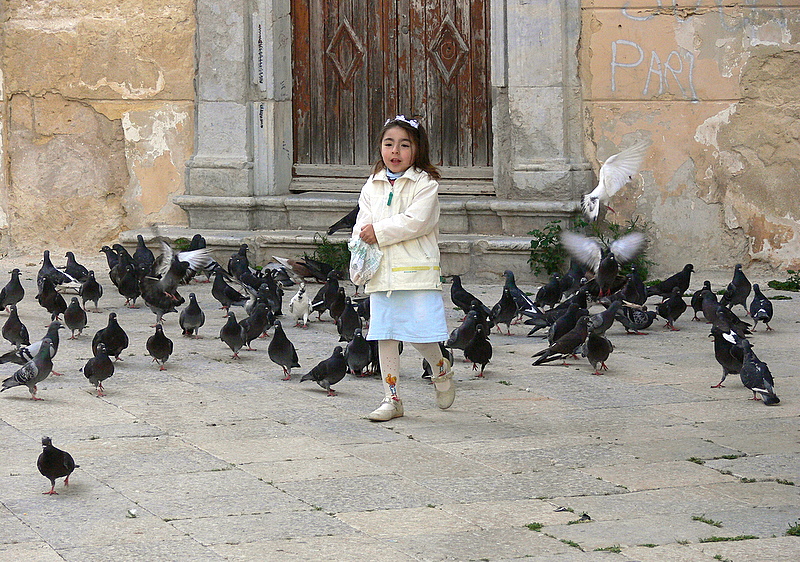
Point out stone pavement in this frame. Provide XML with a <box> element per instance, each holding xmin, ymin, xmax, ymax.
<box><xmin>0</xmin><ymin>254</ymin><xmax>799</xmax><ymax>561</ymax></box>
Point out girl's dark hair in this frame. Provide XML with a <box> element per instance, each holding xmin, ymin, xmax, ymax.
<box><xmin>372</xmin><ymin>117</ymin><xmax>441</xmax><ymax>180</ymax></box>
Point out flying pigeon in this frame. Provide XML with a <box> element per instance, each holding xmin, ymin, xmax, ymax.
<box><xmin>146</xmin><ymin>324</ymin><xmax>174</xmax><ymax>370</ymax></box>
<box><xmin>37</xmin><ymin>437</ymin><xmax>78</xmax><ymax>494</ymax></box>
<box><xmin>92</xmin><ymin>312</ymin><xmax>129</xmax><ymax>361</ymax></box>
<box><xmin>83</xmin><ymin>342</ymin><xmax>114</xmax><ymax>396</ymax></box>
<box><xmin>581</xmin><ymin>139</ymin><xmax>652</xmax><ymax>222</ymax></box>
<box><xmin>289</xmin><ymin>283</ymin><xmax>311</xmax><ymax>328</ymax></box>
<box><xmin>560</xmin><ymin>230</ymin><xmax>647</xmax><ymax>298</ymax></box>
<box><xmin>1</xmin><ymin>337</ymin><xmax>55</xmax><ymax>400</ymax></box>
<box><xmin>0</xmin><ymin>268</ymin><xmax>25</xmax><ymax>311</ymax></box>
<box><xmin>300</xmin><ymin>346</ymin><xmax>347</xmax><ymax>396</ymax></box>
<box><xmin>268</xmin><ymin>320</ymin><xmax>300</xmax><ymax>380</ymax></box>
<box><xmin>63</xmin><ymin>297</ymin><xmax>87</xmax><ymax>339</ymax></box>
<box><xmin>79</xmin><ymin>271</ymin><xmax>103</xmax><ymax>312</ymax></box>
<box><xmin>737</xmin><ymin>339</ymin><xmax>779</xmax><ymax>405</ymax></box>
<box><xmin>749</xmin><ymin>283</ymin><xmax>773</xmax><ymax>331</ymax></box>
<box><xmin>179</xmin><ymin>292</ymin><xmax>205</xmax><ymax>337</ymax></box>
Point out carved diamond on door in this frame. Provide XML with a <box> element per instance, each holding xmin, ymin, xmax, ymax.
<box><xmin>428</xmin><ymin>14</ymin><xmax>469</xmax><ymax>83</ymax></box>
<box><xmin>325</xmin><ymin>18</ymin><xmax>365</xmax><ymax>86</ymax></box>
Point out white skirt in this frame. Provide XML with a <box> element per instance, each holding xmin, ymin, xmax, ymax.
<box><xmin>367</xmin><ymin>290</ymin><xmax>448</xmax><ymax>343</ymax></box>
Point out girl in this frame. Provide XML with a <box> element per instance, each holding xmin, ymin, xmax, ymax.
<box><xmin>354</xmin><ymin>115</ymin><xmax>454</xmax><ymax>421</ymax></box>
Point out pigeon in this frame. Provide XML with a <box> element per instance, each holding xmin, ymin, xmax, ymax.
<box><xmin>503</xmin><ymin>269</ymin><xmax>538</xmax><ymax>318</ymax></box>
<box><xmin>132</xmin><ymin>234</ymin><xmax>156</xmax><ymax>273</ymax></box>
<box><xmin>116</xmin><ymin>263</ymin><xmax>141</xmax><ymax>308</ymax></box>
<box><xmin>328</xmin><ymin>287</ymin><xmax>347</xmax><ymax>322</ymax></box>
<box><xmin>1</xmin><ymin>337</ymin><xmax>54</xmax><ymax>400</ymax></box>
<box><xmin>327</xmin><ymin>204</ymin><xmax>359</xmax><ymax>235</ymax></box>
<box><xmin>737</xmin><ymin>339</ymin><xmax>779</xmax><ymax>404</ymax></box>
<box><xmin>179</xmin><ymin>292</ymin><xmax>205</xmax><ymax>337</ymax></box>
<box><xmin>721</xmin><ymin>263</ymin><xmax>751</xmax><ymax>313</ymax></box>
<box><xmin>219</xmin><ymin>311</ymin><xmax>246</xmax><ymax>359</ymax></box>
<box><xmin>464</xmin><ymin>323</ymin><xmax>492</xmax><ymax>377</ymax></box>
<box><xmin>63</xmin><ymin>251</ymin><xmax>90</xmax><ymax>283</ymax></box>
<box><xmin>0</xmin><ymin>268</ymin><xmax>25</xmax><ymax>311</ymax></box>
<box><xmin>300</xmin><ymin>346</ymin><xmax>347</xmax><ymax>396</ymax></box>
<box><xmin>272</xmin><ymin>255</ymin><xmax>331</xmax><ymax>283</ymax></box>
<box><xmin>489</xmin><ymin>287</ymin><xmax>517</xmax><ymax>335</ymax></box>
<box><xmin>2</xmin><ymin>304</ymin><xmax>30</xmax><ymax>350</ymax></box>
<box><xmin>139</xmin><ymin>273</ymin><xmax>184</xmax><ymax>325</ymax></box>
<box><xmin>616</xmin><ymin>267</ymin><xmax>647</xmax><ymax>306</ymax></box>
<box><xmin>615</xmin><ymin>305</ymin><xmax>657</xmax><ymax>335</ymax></box>
<box><xmin>0</xmin><ymin>321</ymin><xmax>64</xmax><ymax>367</ymax></box>
<box><xmin>559</xmin><ymin>260</ymin><xmax>586</xmax><ymax>300</ymax></box>
<box><xmin>336</xmin><ymin>296</ymin><xmax>361</xmax><ymax>342</ymax></box>
<box><xmin>100</xmin><ymin>245</ymin><xmax>119</xmax><ymax>273</ymax></box>
<box><xmin>37</xmin><ymin>437</ymin><xmax>77</xmax><ymax>494</ymax></box>
<box><xmin>524</xmin><ymin>291</ymin><xmax>589</xmax><ymax>336</ymax></box>
<box><xmin>79</xmin><ymin>271</ymin><xmax>103</xmax><ymax>312</ymax></box>
<box><xmin>548</xmin><ymin>303</ymin><xmax>588</xmax><ymax>345</ymax></box>
<box><xmin>646</xmin><ymin>264</ymin><xmax>694</xmax><ymax>299</ymax></box>
<box><xmin>701</xmin><ymin>287</ymin><xmax>720</xmax><ymax>324</ymax></box>
<box><xmin>656</xmin><ymin>287</ymin><xmax>687</xmax><ymax>331</ymax></box>
<box><xmin>450</xmin><ymin>275</ymin><xmax>490</xmax><ymax>318</ymax></box>
<box><xmin>533</xmin><ymin>316</ymin><xmax>590</xmax><ymax>366</ymax></box>
<box><xmin>310</xmin><ymin>271</ymin><xmax>340</xmax><ymax>320</ymax></box>
<box><xmin>63</xmin><ymin>297</ymin><xmax>87</xmax><ymax>339</ymax></box>
<box><xmin>268</xmin><ymin>320</ymin><xmax>300</xmax><ymax>380</ymax></box>
<box><xmin>150</xmin><ymin>238</ymin><xmax>216</xmax><ymax>287</ymax></box>
<box><xmin>581</xmin><ymin>139</ymin><xmax>652</xmax><ymax>222</ymax></box>
<box><xmin>535</xmin><ymin>273</ymin><xmax>563</xmax><ymax>310</ymax></box>
<box><xmin>212</xmin><ymin>270</ymin><xmax>249</xmax><ymax>316</ymax></box>
<box><xmin>691</xmin><ymin>280</ymin><xmax>712</xmax><ymax>321</ymax></box>
<box><xmin>239</xmin><ymin>303</ymin><xmax>273</xmax><ymax>350</ymax></box>
<box><xmin>749</xmin><ymin>283</ymin><xmax>773</xmax><ymax>331</ymax></box>
<box><xmin>345</xmin><ymin>329</ymin><xmax>372</xmax><ymax>377</ymax></box>
<box><xmin>37</xmin><ymin>250</ymin><xmax>74</xmax><ymax>289</ymax></box>
<box><xmin>146</xmin><ymin>324</ymin><xmax>174</xmax><ymax>370</ymax></box>
<box><xmin>36</xmin><ymin>277</ymin><xmax>68</xmax><ymax>321</ymax></box>
<box><xmin>92</xmin><ymin>312</ymin><xmax>129</xmax><ymax>361</ymax></box>
<box><xmin>587</xmin><ymin>299</ymin><xmax>621</xmax><ymax>337</ymax></box>
<box><xmin>289</xmin><ymin>283</ymin><xmax>311</xmax><ymax>328</ymax></box>
<box><xmin>711</xmin><ymin>303</ymin><xmax>752</xmax><ymax>338</ymax></box>
<box><xmin>228</xmin><ymin>243</ymin><xmax>251</xmax><ymax>279</ymax></box>
<box><xmin>446</xmin><ymin>310</ymin><xmax>479</xmax><ymax>351</ymax></box>
<box><xmin>560</xmin><ymin>230</ymin><xmax>647</xmax><ymax>298</ymax></box>
<box><xmin>709</xmin><ymin>327</ymin><xmax>744</xmax><ymax>388</ymax></box>
<box><xmin>83</xmin><ymin>342</ymin><xmax>114</xmax><ymax>396</ymax></box>
<box><xmin>582</xmin><ymin>331</ymin><xmax>614</xmax><ymax>375</ymax></box>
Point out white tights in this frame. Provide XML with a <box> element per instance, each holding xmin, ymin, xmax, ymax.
<box><xmin>378</xmin><ymin>339</ymin><xmax>444</xmax><ymax>400</ymax></box>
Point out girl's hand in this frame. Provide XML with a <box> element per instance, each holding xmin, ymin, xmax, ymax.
<box><xmin>360</xmin><ymin>224</ymin><xmax>377</xmax><ymax>245</ymax></box>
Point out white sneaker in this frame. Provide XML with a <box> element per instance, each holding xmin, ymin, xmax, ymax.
<box><xmin>431</xmin><ymin>358</ymin><xmax>455</xmax><ymax>409</ymax></box>
<box><xmin>368</xmin><ymin>398</ymin><xmax>404</xmax><ymax>421</ymax></box>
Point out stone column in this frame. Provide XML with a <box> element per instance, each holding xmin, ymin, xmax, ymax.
<box><xmin>491</xmin><ymin>0</ymin><xmax>591</xmax><ymax>203</ymax></box>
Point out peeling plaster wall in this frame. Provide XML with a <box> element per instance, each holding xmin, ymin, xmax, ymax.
<box><xmin>0</xmin><ymin>1</ymin><xmax>194</xmax><ymax>253</ymax></box>
<box><xmin>581</xmin><ymin>0</ymin><xmax>800</xmax><ymax>274</ymax></box>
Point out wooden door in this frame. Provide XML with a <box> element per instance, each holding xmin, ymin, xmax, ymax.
<box><xmin>291</xmin><ymin>0</ymin><xmax>492</xmax><ymax>193</ymax></box>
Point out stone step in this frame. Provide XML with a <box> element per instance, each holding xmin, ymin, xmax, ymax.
<box><xmin>173</xmin><ymin>192</ymin><xmax>579</xmax><ymax>237</ymax></box>
<box><xmin>119</xmin><ymin>226</ymin><xmax>547</xmax><ymax>283</ymax></box>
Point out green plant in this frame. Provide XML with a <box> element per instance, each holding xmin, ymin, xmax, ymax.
<box><xmin>309</xmin><ymin>233</ymin><xmax>350</xmax><ymax>273</ymax></box>
<box><xmin>698</xmin><ymin>535</ymin><xmax>757</xmax><ymax>543</ymax></box>
<box><xmin>560</xmin><ymin>539</ymin><xmax>582</xmax><ymax>549</ymax></box>
<box><xmin>768</xmin><ymin>270</ymin><xmax>800</xmax><ymax>291</ymax></box>
<box><xmin>594</xmin><ymin>545</ymin><xmax>621</xmax><ymax>553</ymax></box>
<box><xmin>776</xmin><ymin>479</ymin><xmax>795</xmax><ymax>486</ymax></box>
<box><xmin>527</xmin><ymin>220</ymin><xmax>566</xmax><ymax>275</ymax></box>
<box><xmin>173</xmin><ymin>237</ymin><xmax>192</xmax><ymax>252</ymax></box>
<box><xmin>526</xmin><ymin>522</ymin><xmax>543</xmax><ymax>531</ymax></box>
<box><xmin>693</xmin><ymin>515</ymin><xmax>722</xmax><ymax>527</ymax></box>
<box><xmin>687</xmin><ymin>457</ymin><xmax>705</xmax><ymax>465</ymax></box>
<box><xmin>786</xmin><ymin>519</ymin><xmax>800</xmax><ymax>536</ymax></box>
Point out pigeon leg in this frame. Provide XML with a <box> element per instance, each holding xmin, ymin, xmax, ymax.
<box><xmin>327</xmin><ymin>388</ymin><xmax>337</xmax><ymax>396</ymax></box>
<box><xmin>29</xmin><ymin>386</ymin><xmax>43</xmax><ymax>401</ymax></box>
<box><xmin>281</xmin><ymin>367</ymin><xmax>291</xmax><ymax>381</ymax></box>
<box><xmin>159</xmin><ymin>363</ymin><xmax>167</xmax><ymax>371</ymax></box>
<box><xmin>43</xmin><ymin>484</ymin><xmax>58</xmax><ymax>495</ymax></box>
<box><xmin>592</xmin><ymin>369</ymin><xmax>602</xmax><ymax>375</ymax></box>
<box><xmin>51</xmin><ymin>370</ymin><xmax>64</xmax><ymax>376</ymax></box>
<box><xmin>97</xmin><ymin>384</ymin><xmax>105</xmax><ymax>397</ymax></box>
<box><xmin>766</xmin><ymin>324</ymin><xmax>773</xmax><ymax>331</ymax></box>
<box><xmin>750</xmin><ymin>392</ymin><xmax>761</xmax><ymax>401</ymax></box>
<box><xmin>64</xmin><ymin>475</ymin><xmax>71</xmax><ymax>486</ymax></box>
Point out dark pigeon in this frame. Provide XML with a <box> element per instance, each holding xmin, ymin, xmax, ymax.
<box><xmin>534</xmin><ymin>273</ymin><xmax>562</xmax><ymax>310</ymax></box>
<box><xmin>328</xmin><ymin>287</ymin><xmax>347</xmax><ymax>323</ymax></box>
<box><xmin>92</xmin><ymin>312</ymin><xmax>129</xmax><ymax>361</ymax></box>
<box><xmin>646</xmin><ymin>264</ymin><xmax>694</xmax><ymax>299</ymax></box>
<box><xmin>146</xmin><ymin>324</ymin><xmax>174</xmax><ymax>370</ymax></box>
<box><xmin>464</xmin><ymin>323</ymin><xmax>492</xmax><ymax>377</ymax></box>
<box><xmin>656</xmin><ymin>287</ymin><xmax>687</xmax><ymax>331</ymax></box>
<box><xmin>503</xmin><ymin>269</ymin><xmax>538</xmax><ymax>318</ymax></box>
<box><xmin>63</xmin><ymin>297</ymin><xmax>87</xmax><ymax>339</ymax></box>
<box><xmin>336</xmin><ymin>297</ymin><xmax>361</xmax><ymax>342</ymax></box>
<box><xmin>560</xmin><ymin>230</ymin><xmax>646</xmax><ymax>298</ymax></box>
<box><xmin>691</xmin><ymin>280</ymin><xmax>712</xmax><ymax>321</ymax></box>
<box><xmin>179</xmin><ymin>292</ymin><xmax>205</xmax><ymax>337</ymax></box>
<box><xmin>0</xmin><ymin>322</ymin><xmax>63</xmax><ymax>367</ymax></box>
<box><xmin>709</xmin><ymin>327</ymin><xmax>743</xmax><ymax>388</ymax></box>
<box><xmin>211</xmin><ymin>270</ymin><xmax>248</xmax><ymax>317</ymax></box>
<box><xmin>239</xmin><ymin>303</ymin><xmax>273</xmax><ymax>350</ymax></box>
<box><xmin>0</xmin><ymin>268</ymin><xmax>25</xmax><ymax>311</ymax></box>
<box><xmin>738</xmin><ymin>339</ymin><xmax>779</xmax><ymax>404</ymax></box>
<box><xmin>63</xmin><ymin>251</ymin><xmax>90</xmax><ymax>283</ymax></box>
<box><xmin>300</xmin><ymin>346</ymin><xmax>347</xmax><ymax>396</ymax></box>
<box><xmin>116</xmin><ymin>263</ymin><xmax>141</xmax><ymax>308</ymax></box>
<box><xmin>582</xmin><ymin>331</ymin><xmax>614</xmax><ymax>375</ymax></box>
<box><xmin>721</xmin><ymin>263</ymin><xmax>751</xmax><ymax>313</ymax></box>
<box><xmin>713</xmin><ymin>303</ymin><xmax>752</xmax><ymax>338</ymax></box>
<box><xmin>37</xmin><ymin>437</ymin><xmax>77</xmax><ymax>495</ymax></box>
<box><xmin>489</xmin><ymin>287</ymin><xmax>517</xmax><ymax>335</ymax></box>
<box><xmin>100</xmin><ymin>245</ymin><xmax>119</xmax><ymax>273</ymax></box>
<box><xmin>450</xmin><ymin>275</ymin><xmax>490</xmax><ymax>318</ymax></box>
<box><xmin>547</xmin><ymin>303</ymin><xmax>588</xmax><ymax>345</ymax></box>
<box><xmin>37</xmin><ymin>250</ymin><xmax>73</xmax><ymax>289</ymax></box>
<box><xmin>220</xmin><ymin>311</ymin><xmax>246</xmax><ymax>359</ymax></box>
<box><xmin>228</xmin><ymin>243</ymin><xmax>251</xmax><ymax>280</ymax></box>
<box><xmin>133</xmin><ymin>234</ymin><xmax>156</xmax><ymax>273</ymax></box>
<box><xmin>701</xmin><ymin>287</ymin><xmax>720</xmax><ymax>324</ymax></box>
<box><xmin>79</xmin><ymin>271</ymin><xmax>103</xmax><ymax>312</ymax></box>
<box><xmin>83</xmin><ymin>342</ymin><xmax>114</xmax><ymax>396</ymax></box>
<box><xmin>1</xmin><ymin>337</ymin><xmax>54</xmax><ymax>400</ymax></box>
<box><xmin>310</xmin><ymin>271</ymin><xmax>340</xmax><ymax>320</ymax></box>
<box><xmin>36</xmin><ymin>277</ymin><xmax>67</xmax><ymax>321</ymax></box>
<box><xmin>327</xmin><ymin>204</ymin><xmax>359</xmax><ymax>235</ymax></box>
<box><xmin>749</xmin><ymin>283</ymin><xmax>773</xmax><ymax>331</ymax></box>
<box><xmin>446</xmin><ymin>310</ymin><xmax>479</xmax><ymax>351</ymax></box>
<box><xmin>533</xmin><ymin>316</ymin><xmax>590</xmax><ymax>366</ymax></box>
<box><xmin>268</xmin><ymin>320</ymin><xmax>300</xmax><ymax>380</ymax></box>
<box><xmin>345</xmin><ymin>329</ymin><xmax>372</xmax><ymax>377</ymax></box>
<box><xmin>2</xmin><ymin>304</ymin><xmax>30</xmax><ymax>350</ymax></box>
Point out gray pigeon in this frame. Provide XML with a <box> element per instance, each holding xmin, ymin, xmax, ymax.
<box><xmin>1</xmin><ymin>337</ymin><xmax>55</xmax><ymax>400</ymax></box>
<box><xmin>38</xmin><ymin>436</ymin><xmax>77</xmax><ymax>495</ymax></box>
<box><xmin>219</xmin><ymin>311</ymin><xmax>246</xmax><ymax>359</ymax></box>
<box><xmin>738</xmin><ymin>339</ymin><xmax>779</xmax><ymax>405</ymax></box>
<box><xmin>146</xmin><ymin>324</ymin><xmax>174</xmax><ymax>370</ymax></box>
<box><xmin>2</xmin><ymin>304</ymin><xmax>30</xmax><ymax>350</ymax></box>
<box><xmin>63</xmin><ymin>297</ymin><xmax>88</xmax><ymax>339</ymax></box>
<box><xmin>0</xmin><ymin>269</ymin><xmax>25</xmax><ymax>311</ymax></box>
<box><xmin>268</xmin><ymin>320</ymin><xmax>300</xmax><ymax>380</ymax></box>
<box><xmin>179</xmin><ymin>293</ymin><xmax>205</xmax><ymax>337</ymax></box>
<box><xmin>587</xmin><ymin>299</ymin><xmax>621</xmax><ymax>337</ymax></box>
<box><xmin>83</xmin><ymin>342</ymin><xmax>114</xmax><ymax>396</ymax></box>
<box><xmin>749</xmin><ymin>283</ymin><xmax>773</xmax><ymax>331</ymax></box>
<box><xmin>535</xmin><ymin>274</ymin><xmax>563</xmax><ymax>310</ymax></box>
<box><xmin>721</xmin><ymin>263</ymin><xmax>751</xmax><ymax>313</ymax></box>
<box><xmin>615</xmin><ymin>305</ymin><xmax>656</xmax><ymax>335</ymax></box>
<box><xmin>300</xmin><ymin>346</ymin><xmax>347</xmax><ymax>396</ymax></box>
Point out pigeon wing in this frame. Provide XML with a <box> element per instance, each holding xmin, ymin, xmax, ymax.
<box><xmin>608</xmin><ymin>231</ymin><xmax>646</xmax><ymax>264</ymax></box>
<box><xmin>560</xmin><ymin>231</ymin><xmax>602</xmax><ymax>273</ymax></box>
<box><xmin>597</xmin><ymin>140</ymin><xmax>652</xmax><ymax>200</ymax></box>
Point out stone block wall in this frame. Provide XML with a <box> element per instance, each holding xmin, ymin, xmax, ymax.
<box><xmin>581</xmin><ymin>0</ymin><xmax>800</xmax><ymax>273</ymax></box>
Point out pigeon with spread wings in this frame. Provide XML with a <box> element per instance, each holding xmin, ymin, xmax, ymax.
<box><xmin>582</xmin><ymin>139</ymin><xmax>652</xmax><ymax>222</ymax></box>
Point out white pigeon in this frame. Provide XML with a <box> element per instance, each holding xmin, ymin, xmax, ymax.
<box><xmin>289</xmin><ymin>283</ymin><xmax>311</xmax><ymax>328</ymax></box>
<box><xmin>582</xmin><ymin>139</ymin><xmax>652</xmax><ymax>222</ymax></box>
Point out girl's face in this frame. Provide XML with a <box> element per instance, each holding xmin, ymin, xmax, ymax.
<box><xmin>381</xmin><ymin>126</ymin><xmax>416</xmax><ymax>174</ymax></box>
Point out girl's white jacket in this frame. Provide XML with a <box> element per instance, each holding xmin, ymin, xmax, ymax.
<box><xmin>353</xmin><ymin>167</ymin><xmax>442</xmax><ymax>294</ymax></box>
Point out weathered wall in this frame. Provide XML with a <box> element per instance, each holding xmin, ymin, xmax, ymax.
<box><xmin>0</xmin><ymin>1</ymin><xmax>194</xmax><ymax>253</ymax></box>
<box><xmin>581</xmin><ymin>0</ymin><xmax>800</xmax><ymax>274</ymax></box>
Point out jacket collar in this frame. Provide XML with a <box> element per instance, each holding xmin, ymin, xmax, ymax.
<box><xmin>376</xmin><ymin>167</ymin><xmax>423</xmax><ymax>184</ymax></box>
